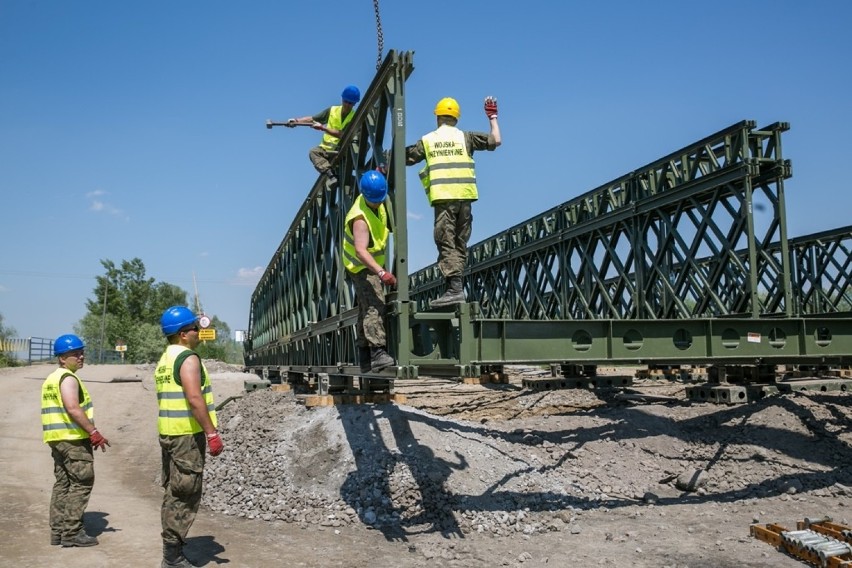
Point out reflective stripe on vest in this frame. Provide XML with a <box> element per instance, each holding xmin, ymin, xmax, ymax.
<box><xmin>342</xmin><ymin>195</ymin><xmax>389</xmax><ymax>273</ymax></box>
<box><xmin>154</xmin><ymin>344</ymin><xmax>217</xmax><ymax>435</ymax></box>
<box><xmin>320</xmin><ymin>105</ymin><xmax>355</xmax><ymax>151</ymax></box>
<box><xmin>421</xmin><ymin>125</ymin><xmax>477</xmax><ymax>204</ymax></box>
<box><xmin>41</xmin><ymin>368</ymin><xmax>93</xmax><ymax>443</ymax></box>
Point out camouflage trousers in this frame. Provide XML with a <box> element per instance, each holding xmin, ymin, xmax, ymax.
<box><xmin>160</xmin><ymin>432</ymin><xmax>206</xmax><ymax>546</ymax></box>
<box><xmin>308</xmin><ymin>146</ymin><xmax>337</xmax><ymax>174</ymax></box>
<box><xmin>349</xmin><ymin>269</ymin><xmax>387</xmax><ymax>348</ymax></box>
<box><xmin>49</xmin><ymin>440</ymin><xmax>95</xmax><ymax>538</ymax></box>
<box><xmin>433</xmin><ymin>200</ymin><xmax>473</xmax><ymax>278</ymax></box>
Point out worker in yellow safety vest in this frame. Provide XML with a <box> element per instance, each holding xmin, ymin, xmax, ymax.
<box><xmin>405</xmin><ymin>96</ymin><xmax>502</xmax><ymax>307</ymax></box>
<box><xmin>42</xmin><ymin>333</ymin><xmax>110</xmax><ymax>548</ymax></box>
<box><xmin>343</xmin><ymin>170</ymin><xmax>397</xmax><ymax>373</ymax></box>
<box><xmin>155</xmin><ymin>306</ymin><xmax>223</xmax><ymax>568</ymax></box>
<box><xmin>285</xmin><ymin>84</ymin><xmax>361</xmax><ymax>184</ymax></box>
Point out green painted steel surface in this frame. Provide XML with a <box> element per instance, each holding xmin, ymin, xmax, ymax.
<box><xmin>410</xmin><ymin>121</ymin><xmax>794</xmax><ymax>320</ymax></box>
<box><xmin>244</xmin><ymin>50</ymin><xmax>852</xmax><ymax>379</ymax></box>
<box><xmin>245</xmin><ymin>51</ymin><xmax>414</xmax><ymax>371</ymax></box>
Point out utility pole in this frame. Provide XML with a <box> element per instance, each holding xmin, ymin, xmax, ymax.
<box><xmin>98</xmin><ymin>279</ymin><xmax>108</xmax><ymax>364</ymax></box>
<box><xmin>192</xmin><ymin>271</ymin><xmax>202</xmax><ymax>314</ymax></box>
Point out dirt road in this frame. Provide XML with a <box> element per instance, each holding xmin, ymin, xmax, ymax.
<box><xmin>1</xmin><ymin>363</ymin><xmax>848</xmax><ymax>567</ymax></box>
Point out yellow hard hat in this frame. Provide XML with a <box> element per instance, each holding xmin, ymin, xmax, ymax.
<box><xmin>434</xmin><ymin>97</ymin><xmax>460</xmax><ymax>119</ymax></box>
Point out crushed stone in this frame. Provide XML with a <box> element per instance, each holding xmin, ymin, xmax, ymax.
<box><xmin>201</xmin><ymin>368</ymin><xmax>852</xmax><ymax>538</ymax></box>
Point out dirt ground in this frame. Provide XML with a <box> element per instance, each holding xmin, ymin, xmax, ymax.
<box><xmin>2</xmin><ymin>363</ymin><xmax>851</xmax><ymax>568</ymax></box>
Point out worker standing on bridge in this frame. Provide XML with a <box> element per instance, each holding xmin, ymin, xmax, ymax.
<box><xmin>155</xmin><ymin>306</ymin><xmax>224</xmax><ymax>568</ymax></box>
<box><xmin>343</xmin><ymin>170</ymin><xmax>397</xmax><ymax>372</ymax></box>
<box><xmin>42</xmin><ymin>334</ymin><xmax>110</xmax><ymax>548</ymax></box>
<box><xmin>406</xmin><ymin>96</ymin><xmax>501</xmax><ymax>307</ymax></box>
<box><xmin>285</xmin><ymin>85</ymin><xmax>361</xmax><ymax>184</ymax></box>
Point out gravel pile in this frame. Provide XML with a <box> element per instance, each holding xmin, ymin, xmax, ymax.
<box><xmin>201</xmin><ymin>381</ymin><xmax>852</xmax><ymax>537</ymax></box>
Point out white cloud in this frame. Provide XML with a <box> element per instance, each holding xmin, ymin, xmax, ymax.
<box><xmin>199</xmin><ymin>252</ymin><xmax>210</xmax><ymax>258</ymax></box>
<box><xmin>407</xmin><ymin>211</ymin><xmax>424</xmax><ymax>221</ymax></box>
<box><xmin>86</xmin><ymin>190</ymin><xmax>128</xmax><ymax>220</ymax></box>
<box><xmin>0</xmin><ymin>284</ymin><xmax>8</xmax><ymax>292</ymax></box>
<box><xmin>232</xmin><ymin>266</ymin><xmax>263</xmax><ymax>286</ymax></box>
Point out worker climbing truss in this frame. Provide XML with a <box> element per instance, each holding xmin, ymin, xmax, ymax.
<box><xmin>245</xmin><ymin>50</ymin><xmax>414</xmax><ymax>378</ymax></box>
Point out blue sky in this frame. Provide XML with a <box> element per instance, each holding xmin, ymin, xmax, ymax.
<box><xmin>2</xmin><ymin>1</ymin><xmax>851</xmax><ymax>341</ymax></box>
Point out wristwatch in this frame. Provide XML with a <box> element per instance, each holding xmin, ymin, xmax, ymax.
<box><xmin>378</xmin><ymin>270</ymin><xmax>386</xmax><ymax>278</ymax></box>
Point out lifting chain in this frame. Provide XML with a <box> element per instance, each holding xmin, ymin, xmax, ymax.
<box><xmin>373</xmin><ymin>0</ymin><xmax>384</xmax><ymax>71</ymax></box>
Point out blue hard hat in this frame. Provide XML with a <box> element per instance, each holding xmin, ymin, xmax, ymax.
<box><xmin>359</xmin><ymin>170</ymin><xmax>388</xmax><ymax>204</ymax></box>
<box><xmin>54</xmin><ymin>334</ymin><xmax>85</xmax><ymax>356</ymax></box>
<box><xmin>341</xmin><ymin>85</ymin><xmax>360</xmax><ymax>104</ymax></box>
<box><xmin>160</xmin><ymin>306</ymin><xmax>198</xmax><ymax>336</ymax></box>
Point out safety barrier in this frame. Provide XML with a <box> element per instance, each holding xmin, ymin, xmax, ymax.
<box><xmin>0</xmin><ymin>337</ymin><xmax>53</xmax><ymax>365</ymax></box>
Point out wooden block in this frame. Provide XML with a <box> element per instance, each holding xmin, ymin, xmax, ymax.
<box><xmin>303</xmin><ymin>395</ymin><xmax>332</xmax><ymax>407</ymax></box>
<box><xmin>271</xmin><ymin>384</ymin><xmax>291</xmax><ymax>392</ymax></box>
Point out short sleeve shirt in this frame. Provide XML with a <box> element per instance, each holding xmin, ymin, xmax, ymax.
<box><xmin>312</xmin><ymin>107</ymin><xmax>332</xmax><ymax>124</ymax></box>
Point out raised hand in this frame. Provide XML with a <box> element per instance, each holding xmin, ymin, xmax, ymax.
<box><xmin>484</xmin><ymin>96</ymin><xmax>498</xmax><ymax>119</ymax></box>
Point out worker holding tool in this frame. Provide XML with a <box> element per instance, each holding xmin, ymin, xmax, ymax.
<box><xmin>343</xmin><ymin>170</ymin><xmax>397</xmax><ymax>372</ymax></box>
<box><xmin>283</xmin><ymin>85</ymin><xmax>361</xmax><ymax>184</ymax></box>
<box><xmin>155</xmin><ymin>306</ymin><xmax>224</xmax><ymax>568</ymax></box>
<box><xmin>42</xmin><ymin>334</ymin><xmax>110</xmax><ymax>548</ymax></box>
<box><xmin>405</xmin><ymin>96</ymin><xmax>502</xmax><ymax>307</ymax></box>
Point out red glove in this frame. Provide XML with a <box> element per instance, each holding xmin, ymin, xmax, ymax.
<box><xmin>89</xmin><ymin>429</ymin><xmax>110</xmax><ymax>452</ymax></box>
<box><xmin>379</xmin><ymin>270</ymin><xmax>397</xmax><ymax>287</ymax></box>
<box><xmin>484</xmin><ymin>96</ymin><xmax>498</xmax><ymax>119</ymax></box>
<box><xmin>206</xmin><ymin>432</ymin><xmax>224</xmax><ymax>456</ymax></box>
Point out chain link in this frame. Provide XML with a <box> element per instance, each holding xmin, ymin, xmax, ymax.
<box><xmin>373</xmin><ymin>0</ymin><xmax>384</xmax><ymax>71</ymax></box>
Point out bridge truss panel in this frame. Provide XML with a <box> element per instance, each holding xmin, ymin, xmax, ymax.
<box><xmin>788</xmin><ymin>225</ymin><xmax>852</xmax><ymax>315</ymax></box>
<box><xmin>245</xmin><ymin>51</ymin><xmax>414</xmax><ymax>370</ymax></box>
<box><xmin>410</xmin><ymin>121</ymin><xmax>794</xmax><ymax>320</ymax></box>
<box><xmin>244</xmin><ymin>54</ymin><xmax>852</xmax><ymax>377</ymax></box>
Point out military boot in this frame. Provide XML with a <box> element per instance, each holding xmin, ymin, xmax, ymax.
<box><xmin>61</xmin><ymin>530</ymin><xmax>98</xmax><ymax>547</ymax></box>
<box><xmin>430</xmin><ymin>276</ymin><xmax>465</xmax><ymax>308</ymax></box>
<box><xmin>359</xmin><ymin>347</ymin><xmax>372</xmax><ymax>373</ymax></box>
<box><xmin>162</xmin><ymin>542</ymin><xmax>197</xmax><ymax>568</ymax></box>
<box><xmin>370</xmin><ymin>347</ymin><xmax>395</xmax><ymax>372</ymax></box>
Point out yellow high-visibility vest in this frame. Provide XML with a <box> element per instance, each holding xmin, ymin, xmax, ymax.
<box><xmin>342</xmin><ymin>195</ymin><xmax>388</xmax><ymax>273</ymax></box>
<box><xmin>420</xmin><ymin>125</ymin><xmax>477</xmax><ymax>204</ymax></box>
<box><xmin>154</xmin><ymin>345</ymin><xmax>217</xmax><ymax>436</ymax></box>
<box><xmin>41</xmin><ymin>368</ymin><xmax>93</xmax><ymax>443</ymax></box>
<box><xmin>320</xmin><ymin>105</ymin><xmax>355</xmax><ymax>151</ymax></box>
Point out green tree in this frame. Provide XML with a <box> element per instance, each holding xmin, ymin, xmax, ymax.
<box><xmin>0</xmin><ymin>312</ymin><xmax>18</xmax><ymax>367</ymax></box>
<box><xmin>80</xmin><ymin>258</ymin><xmax>183</xmax><ymax>363</ymax></box>
<box><xmin>79</xmin><ymin>258</ymin><xmax>238</xmax><ymax>364</ymax></box>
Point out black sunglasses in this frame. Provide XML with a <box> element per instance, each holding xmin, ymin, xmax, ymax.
<box><xmin>181</xmin><ymin>325</ymin><xmax>200</xmax><ymax>333</ymax></box>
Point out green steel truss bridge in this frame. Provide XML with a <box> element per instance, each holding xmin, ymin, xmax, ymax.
<box><xmin>244</xmin><ymin>50</ymin><xmax>852</xmax><ymax>386</ymax></box>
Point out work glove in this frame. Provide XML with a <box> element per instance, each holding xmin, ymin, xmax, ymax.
<box><xmin>379</xmin><ymin>270</ymin><xmax>397</xmax><ymax>287</ymax></box>
<box><xmin>206</xmin><ymin>432</ymin><xmax>224</xmax><ymax>456</ymax></box>
<box><xmin>89</xmin><ymin>429</ymin><xmax>110</xmax><ymax>452</ymax></box>
<box><xmin>484</xmin><ymin>96</ymin><xmax>498</xmax><ymax>119</ymax></box>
